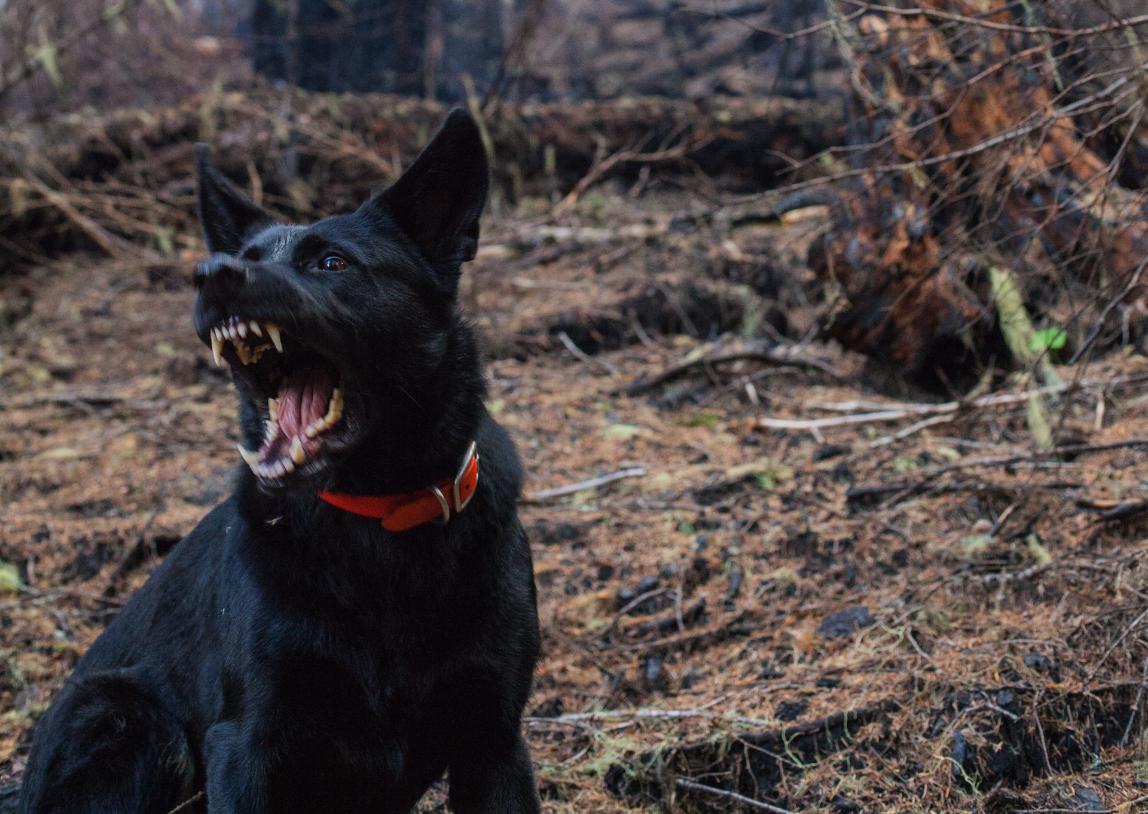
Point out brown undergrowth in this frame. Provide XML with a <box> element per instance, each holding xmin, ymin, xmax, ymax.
<box><xmin>1</xmin><ymin>186</ymin><xmax>1147</xmax><ymax>812</ymax></box>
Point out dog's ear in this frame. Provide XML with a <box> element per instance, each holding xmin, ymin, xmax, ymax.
<box><xmin>367</xmin><ymin>109</ymin><xmax>489</xmax><ymax>279</ymax></box>
<box><xmin>196</xmin><ymin>144</ymin><xmax>274</xmax><ymax>255</ymax></box>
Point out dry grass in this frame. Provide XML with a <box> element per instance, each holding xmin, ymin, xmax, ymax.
<box><xmin>1</xmin><ymin>188</ymin><xmax>1147</xmax><ymax>811</ymax></box>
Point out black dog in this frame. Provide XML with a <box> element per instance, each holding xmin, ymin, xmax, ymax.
<box><xmin>19</xmin><ymin>110</ymin><xmax>541</xmax><ymax>814</ymax></box>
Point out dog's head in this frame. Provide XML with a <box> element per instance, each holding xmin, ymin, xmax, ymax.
<box><xmin>193</xmin><ymin>110</ymin><xmax>488</xmax><ymax>489</ymax></box>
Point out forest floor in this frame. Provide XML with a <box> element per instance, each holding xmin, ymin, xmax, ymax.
<box><xmin>2</xmin><ymin>188</ymin><xmax>1148</xmax><ymax>812</ymax></box>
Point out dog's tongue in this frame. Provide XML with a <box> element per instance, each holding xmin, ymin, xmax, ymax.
<box><xmin>278</xmin><ymin>363</ymin><xmax>337</xmax><ymax>442</ymax></box>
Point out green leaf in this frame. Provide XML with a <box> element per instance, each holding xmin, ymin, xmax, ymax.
<box><xmin>1025</xmin><ymin>534</ymin><xmax>1053</xmax><ymax>566</ymax></box>
<box><xmin>32</xmin><ymin>41</ymin><xmax>61</xmax><ymax>87</ymax></box>
<box><xmin>1029</xmin><ymin>327</ymin><xmax>1067</xmax><ymax>355</ymax></box>
<box><xmin>0</xmin><ymin>561</ymin><xmax>22</xmax><ymax>596</ymax></box>
<box><xmin>603</xmin><ymin>424</ymin><xmax>642</xmax><ymax>441</ymax></box>
<box><xmin>679</xmin><ymin>412</ymin><xmax>720</xmax><ymax>429</ymax></box>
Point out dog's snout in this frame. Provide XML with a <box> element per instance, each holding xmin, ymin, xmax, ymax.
<box><xmin>195</xmin><ymin>253</ymin><xmax>248</xmax><ymax>292</ymax></box>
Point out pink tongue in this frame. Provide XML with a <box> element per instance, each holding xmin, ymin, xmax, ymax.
<box><xmin>271</xmin><ymin>364</ymin><xmax>337</xmax><ymax>458</ymax></box>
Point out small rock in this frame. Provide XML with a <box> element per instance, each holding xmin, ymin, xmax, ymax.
<box><xmin>725</xmin><ymin>564</ymin><xmax>743</xmax><ymax>602</ymax></box>
<box><xmin>994</xmin><ymin>688</ymin><xmax>1021</xmax><ymax>718</ymax></box>
<box><xmin>830</xmin><ymin>796</ymin><xmax>860</xmax><ymax>813</ymax></box>
<box><xmin>636</xmin><ymin>574</ymin><xmax>659</xmax><ymax>594</ymax></box>
<box><xmin>1070</xmin><ymin>786</ymin><xmax>1105</xmax><ymax>812</ymax></box>
<box><xmin>818</xmin><ymin>606</ymin><xmax>876</xmax><ymax>639</ymax></box>
<box><xmin>614</xmin><ymin>585</ymin><xmax>637</xmax><ymax>610</ymax></box>
<box><xmin>951</xmin><ymin>730</ymin><xmax>976</xmax><ymax>783</ymax></box>
<box><xmin>642</xmin><ymin>654</ymin><xmax>667</xmax><ymax>691</ymax></box>
<box><xmin>1023</xmin><ymin>653</ymin><xmax>1053</xmax><ymax>672</ymax></box>
<box><xmin>680</xmin><ymin>666</ymin><xmax>703</xmax><ymax>689</ymax></box>
<box><xmin>813</xmin><ymin>443</ymin><xmax>851</xmax><ymax>462</ymax></box>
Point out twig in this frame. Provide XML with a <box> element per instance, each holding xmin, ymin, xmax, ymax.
<box><xmin>1070</xmin><ymin>255</ymin><xmax>1148</xmax><ymax>365</ymax></box>
<box><xmin>0</xmin><ymin>0</ymin><xmax>147</xmax><ymax>103</ymax></box>
<box><xmin>758</xmin><ymin>374</ymin><xmax>1148</xmax><ymax>432</ymax></box>
<box><xmin>528</xmin><ymin>703</ymin><xmax>771</xmax><ymax>730</ymax></box>
<box><xmin>524</xmin><ymin>467</ymin><xmax>647</xmax><ymax>502</ymax></box>
<box><xmin>552</xmin><ymin>138</ymin><xmax>705</xmax><ymax>217</ymax></box>
<box><xmin>674</xmin><ymin>778</ymin><xmax>794</xmax><ymax>814</ymax></box>
<box><xmin>556</xmin><ymin>331</ymin><xmax>619</xmax><ymax>375</ymax></box>
<box><xmin>627</xmin><ymin>340</ymin><xmax>838</xmax><ymax>396</ymax></box>
<box><xmin>1120</xmin><ymin>654</ymin><xmax>1148</xmax><ymax>746</ymax></box>
<box><xmin>1082</xmin><ymin>605</ymin><xmax>1148</xmax><ymax>689</ymax></box>
<box><xmin>869</xmin><ymin>413</ymin><xmax>957</xmax><ymax>447</ymax></box>
<box><xmin>853</xmin><ymin>4</ymin><xmax>1148</xmax><ymax>38</ymax></box>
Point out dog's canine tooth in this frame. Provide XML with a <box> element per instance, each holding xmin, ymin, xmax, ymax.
<box><xmin>324</xmin><ymin>388</ymin><xmax>343</xmax><ymax>425</ymax></box>
<box><xmin>290</xmin><ymin>436</ymin><xmax>305</xmax><ymax>465</ymax></box>
<box><xmin>237</xmin><ymin>444</ymin><xmax>260</xmax><ymax>470</ymax></box>
<box><xmin>304</xmin><ymin>423</ymin><xmax>319</xmax><ymax>439</ymax></box>
<box><xmin>281</xmin><ymin>457</ymin><xmax>296</xmax><ymax>475</ymax></box>
<box><xmin>237</xmin><ymin>322</ymin><xmax>248</xmax><ymax>339</ymax></box>
<box><xmin>249</xmin><ymin>321</ymin><xmax>263</xmax><ymax>337</ymax></box>
<box><xmin>264</xmin><ymin>419</ymin><xmax>277</xmax><ymax>442</ymax></box>
<box><xmin>211</xmin><ymin>334</ymin><xmax>224</xmax><ymax>367</ymax></box>
<box><xmin>268</xmin><ymin>398</ymin><xmax>279</xmax><ymax>421</ymax></box>
<box><xmin>266</xmin><ymin>323</ymin><xmax>283</xmax><ymax>353</ymax></box>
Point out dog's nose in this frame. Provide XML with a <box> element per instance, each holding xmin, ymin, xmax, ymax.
<box><xmin>194</xmin><ymin>253</ymin><xmax>248</xmax><ymax>292</ymax></box>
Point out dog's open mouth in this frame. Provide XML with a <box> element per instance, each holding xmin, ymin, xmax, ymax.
<box><xmin>208</xmin><ymin>316</ymin><xmax>347</xmax><ymax>483</ymax></box>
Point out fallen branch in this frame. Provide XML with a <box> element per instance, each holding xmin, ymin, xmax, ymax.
<box><xmin>527</xmin><ymin>704</ymin><xmax>772</xmax><ymax>730</ymax></box>
<box><xmin>524</xmin><ymin>467</ymin><xmax>647</xmax><ymax>502</ymax></box>
<box><xmin>627</xmin><ymin>339</ymin><xmax>839</xmax><ymax>396</ymax></box>
<box><xmin>557</xmin><ymin>330</ymin><xmax>619</xmax><ymax>375</ymax></box>
<box><xmin>758</xmin><ymin>374</ymin><xmax>1148</xmax><ymax>432</ymax></box>
<box><xmin>551</xmin><ymin>137</ymin><xmax>703</xmax><ymax>218</ymax></box>
<box><xmin>675</xmin><ymin>778</ymin><xmax>794</xmax><ymax>814</ymax></box>
<box><xmin>606</xmin><ymin>701</ymin><xmax>899</xmax><ymax>805</ymax></box>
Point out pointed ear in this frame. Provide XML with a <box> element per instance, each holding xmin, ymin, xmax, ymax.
<box><xmin>196</xmin><ymin>144</ymin><xmax>274</xmax><ymax>255</ymax></box>
<box><xmin>369</xmin><ymin>109</ymin><xmax>489</xmax><ymax>272</ymax></box>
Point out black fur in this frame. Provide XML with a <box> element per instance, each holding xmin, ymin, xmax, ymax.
<box><xmin>20</xmin><ymin>110</ymin><xmax>541</xmax><ymax>814</ymax></box>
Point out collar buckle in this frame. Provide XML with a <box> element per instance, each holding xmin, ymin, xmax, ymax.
<box><xmin>452</xmin><ymin>440</ymin><xmax>479</xmax><ymax>513</ymax></box>
<box><xmin>427</xmin><ymin>485</ymin><xmax>451</xmax><ymax>525</ymax></box>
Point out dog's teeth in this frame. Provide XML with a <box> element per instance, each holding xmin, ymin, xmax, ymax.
<box><xmin>237</xmin><ymin>322</ymin><xmax>247</xmax><ymax>338</ymax></box>
<box><xmin>290</xmin><ymin>436</ymin><xmax>305</xmax><ymax>465</ymax></box>
<box><xmin>211</xmin><ymin>335</ymin><xmax>224</xmax><ymax>366</ymax></box>
<box><xmin>237</xmin><ymin>444</ymin><xmax>260</xmax><ymax>469</ymax></box>
<box><xmin>305</xmin><ymin>423</ymin><xmax>319</xmax><ymax>439</ymax></box>
<box><xmin>266</xmin><ymin>323</ymin><xmax>283</xmax><ymax>353</ymax></box>
<box><xmin>281</xmin><ymin>457</ymin><xmax>296</xmax><ymax>475</ymax></box>
<box><xmin>268</xmin><ymin>398</ymin><xmax>279</xmax><ymax>420</ymax></box>
<box><xmin>264</xmin><ymin>419</ymin><xmax>277</xmax><ymax>442</ymax></box>
<box><xmin>324</xmin><ymin>388</ymin><xmax>343</xmax><ymax>425</ymax></box>
<box><xmin>249</xmin><ymin>321</ymin><xmax>262</xmax><ymax>337</ymax></box>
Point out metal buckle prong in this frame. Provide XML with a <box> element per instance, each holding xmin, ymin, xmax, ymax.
<box><xmin>429</xmin><ymin>486</ymin><xmax>451</xmax><ymax>525</ymax></box>
<box><xmin>453</xmin><ymin>441</ymin><xmax>479</xmax><ymax>512</ymax></box>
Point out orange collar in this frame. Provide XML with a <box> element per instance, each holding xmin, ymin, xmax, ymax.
<box><xmin>318</xmin><ymin>442</ymin><xmax>480</xmax><ymax>532</ymax></box>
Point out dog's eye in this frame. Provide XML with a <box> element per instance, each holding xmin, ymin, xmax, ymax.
<box><xmin>319</xmin><ymin>255</ymin><xmax>349</xmax><ymax>272</ymax></box>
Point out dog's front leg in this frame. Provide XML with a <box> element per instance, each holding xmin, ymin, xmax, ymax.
<box><xmin>448</xmin><ymin>734</ymin><xmax>540</xmax><ymax>814</ymax></box>
<box><xmin>204</xmin><ymin>721</ymin><xmax>258</xmax><ymax>813</ymax></box>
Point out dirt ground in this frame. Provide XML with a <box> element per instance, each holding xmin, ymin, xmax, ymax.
<box><xmin>3</xmin><ymin>189</ymin><xmax>1148</xmax><ymax>812</ymax></box>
